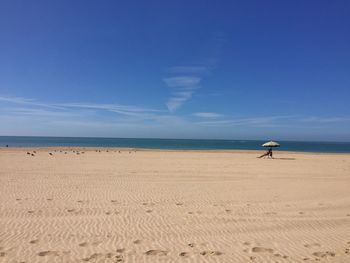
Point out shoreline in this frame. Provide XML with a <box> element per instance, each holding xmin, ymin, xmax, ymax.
<box><xmin>1</xmin><ymin>146</ymin><xmax>350</xmax><ymax>155</ymax></box>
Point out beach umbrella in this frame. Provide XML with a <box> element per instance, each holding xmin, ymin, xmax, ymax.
<box><xmin>262</xmin><ymin>141</ymin><xmax>280</xmax><ymax>147</ymax></box>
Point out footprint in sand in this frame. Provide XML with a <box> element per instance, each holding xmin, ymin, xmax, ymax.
<box><xmin>92</xmin><ymin>241</ymin><xmax>101</xmax><ymax>246</ymax></box>
<box><xmin>29</xmin><ymin>239</ymin><xmax>39</xmax><ymax>244</ymax></box>
<box><xmin>133</xmin><ymin>240</ymin><xmax>142</xmax><ymax>245</ymax></box>
<box><xmin>82</xmin><ymin>253</ymin><xmax>103</xmax><ymax>261</ymax></box>
<box><xmin>200</xmin><ymin>251</ymin><xmax>223</xmax><ymax>256</ymax></box>
<box><xmin>179</xmin><ymin>252</ymin><xmax>190</xmax><ymax>257</ymax></box>
<box><xmin>188</xmin><ymin>243</ymin><xmax>195</xmax><ymax>248</ymax></box>
<box><xmin>274</xmin><ymin>253</ymin><xmax>288</xmax><ymax>258</ymax></box>
<box><xmin>304</xmin><ymin>243</ymin><xmax>321</xmax><ymax>248</ymax></box>
<box><xmin>79</xmin><ymin>241</ymin><xmax>100</xmax><ymax>247</ymax></box>
<box><xmin>79</xmin><ymin>242</ymin><xmax>88</xmax><ymax>247</ymax></box>
<box><xmin>116</xmin><ymin>248</ymin><xmax>125</xmax><ymax>253</ymax></box>
<box><xmin>146</xmin><ymin>210</ymin><xmax>153</xmax><ymax>213</ymax></box>
<box><xmin>116</xmin><ymin>254</ymin><xmax>124</xmax><ymax>262</ymax></box>
<box><xmin>252</xmin><ymin>247</ymin><xmax>274</xmax><ymax>253</ymax></box>
<box><xmin>312</xmin><ymin>251</ymin><xmax>335</xmax><ymax>258</ymax></box>
<box><xmin>243</xmin><ymin>242</ymin><xmax>251</xmax><ymax>246</ymax></box>
<box><xmin>0</xmin><ymin>252</ymin><xmax>6</xmax><ymax>257</ymax></box>
<box><xmin>67</xmin><ymin>209</ymin><xmax>75</xmax><ymax>213</ymax></box>
<box><xmin>27</xmin><ymin>210</ymin><xmax>34</xmax><ymax>214</ymax></box>
<box><xmin>345</xmin><ymin>242</ymin><xmax>350</xmax><ymax>252</ymax></box>
<box><xmin>37</xmin><ymin>251</ymin><xmax>59</xmax><ymax>257</ymax></box>
<box><xmin>264</xmin><ymin>212</ymin><xmax>277</xmax><ymax>215</ymax></box>
<box><xmin>145</xmin><ymin>250</ymin><xmax>168</xmax><ymax>256</ymax></box>
<box><xmin>142</xmin><ymin>202</ymin><xmax>154</xmax><ymax>206</ymax></box>
<box><xmin>176</xmin><ymin>202</ymin><xmax>183</xmax><ymax>206</ymax></box>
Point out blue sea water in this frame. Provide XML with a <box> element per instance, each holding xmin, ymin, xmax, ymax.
<box><xmin>1</xmin><ymin>136</ymin><xmax>350</xmax><ymax>153</ymax></box>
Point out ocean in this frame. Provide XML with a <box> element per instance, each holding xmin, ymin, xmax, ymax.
<box><xmin>1</xmin><ymin>136</ymin><xmax>350</xmax><ymax>153</ymax></box>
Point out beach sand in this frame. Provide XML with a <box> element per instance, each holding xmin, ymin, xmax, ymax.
<box><xmin>1</xmin><ymin>148</ymin><xmax>350</xmax><ymax>262</ymax></box>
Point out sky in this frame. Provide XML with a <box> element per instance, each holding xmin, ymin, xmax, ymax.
<box><xmin>0</xmin><ymin>0</ymin><xmax>350</xmax><ymax>141</ymax></box>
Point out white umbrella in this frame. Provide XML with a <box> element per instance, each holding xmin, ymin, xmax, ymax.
<box><xmin>262</xmin><ymin>141</ymin><xmax>280</xmax><ymax>147</ymax></box>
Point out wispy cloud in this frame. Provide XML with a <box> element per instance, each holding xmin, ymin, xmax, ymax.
<box><xmin>193</xmin><ymin>112</ymin><xmax>222</xmax><ymax>118</ymax></box>
<box><xmin>166</xmin><ymin>91</ymin><xmax>195</xmax><ymax>112</ymax></box>
<box><xmin>0</xmin><ymin>95</ymin><xmax>64</xmax><ymax>110</ymax></box>
<box><xmin>0</xmin><ymin>95</ymin><xmax>164</xmax><ymax>119</ymax></box>
<box><xmin>196</xmin><ymin>116</ymin><xmax>297</xmax><ymax>127</ymax></box>
<box><xmin>2</xmin><ymin>94</ymin><xmax>350</xmax><ymax>140</ymax></box>
<box><xmin>164</xmin><ymin>33</ymin><xmax>226</xmax><ymax>112</ymax></box>
<box><xmin>164</xmin><ymin>76</ymin><xmax>201</xmax><ymax>112</ymax></box>
<box><xmin>163</xmin><ymin>76</ymin><xmax>201</xmax><ymax>87</ymax></box>
<box><xmin>0</xmin><ymin>95</ymin><xmax>193</xmax><ymax>132</ymax></box>
<box><xmin>0</xmin><ymin>94</ymin><xmax>196</xmax><ymax>137</ymax></box>
<box><xmin>196</xmin><ymin>115</ymin><xmax>350</xmax><ymax>128</ymax></box>
<box><xmin>57</xmin><ymin>102</ymin><xmax>165</xmax><ymax>118</ymax></box>
<box><xmin>166</xmin><ymin>66</ymin><xmax>209</xmax><ymax>74</ymax></box>
<box><xmin>1</xmin><ymin>107</ymin><xmax>82</xmax><ymax>118</ymax></box>
<box><xmin>299</xmin><ymin>116</ymin><xmax>350</xmax><ymax>123</ymax></box>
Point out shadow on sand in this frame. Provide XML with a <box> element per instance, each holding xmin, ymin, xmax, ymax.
<box><xmin>273</xmin><ymin>157</ymin><xmax>296</xmax><ymax>160</ymax></box>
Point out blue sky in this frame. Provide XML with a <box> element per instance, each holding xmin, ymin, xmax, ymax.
<box><xmin>0</xmin><ymin>1</ymin><xmax>350</xmax><ymax>141</ymax></box>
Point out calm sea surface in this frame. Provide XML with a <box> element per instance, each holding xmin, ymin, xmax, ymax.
<box><xmin>1</xmin><ymin>136</ymin><xmax>350</xmax><ymax>153</ymax></box>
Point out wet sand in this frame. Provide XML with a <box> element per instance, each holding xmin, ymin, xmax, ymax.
<box><xmin>1</xmin><ymin>148</ymin><xmax>350</xmax><ymax>262</ymax></box>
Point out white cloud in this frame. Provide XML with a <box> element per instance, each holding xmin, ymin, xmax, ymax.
<box><xmin>193</xmin><ymin>112</ymin><xmax>222</xmax><ymax>118</ymax></box>
<box><xmin>300</xmin><ymin>116</ymin><xmax>350</xmax><ymax>123</ymax></box>
<box><xmin>165</xmin><ymin>87</ymin><xmax>199</xmax><ymax>112</ymax></box>
<box><xmin>167</xmin><ymin>66</ymin><xmax>209</xmax><ymax>74</ymax></box>
<box><xmin>1</xmin><ymin>107</ymin><xmax>82</xmax><ymax>118</ymax></box>
<box><xmin>166</xmin><ymin>95</ymin><xmax>191</xmax><ymax>112</ymax></box>
<box><xmin>1</xmin><ymin>95</ymin><xmax>350</xmax><ymax>140</ymax></box>
<box><xmin>163</xmin><ymin>34</ymin><xmax>226</xmax><ymax>112</ymax></box>
<box><xmin>196</xmin><ymin>116</ymin><xmax>296</xmax><ymax>127</ymax></box>
<box><xmin>56</xmin><ymin>102</ymin><xmax>165</xmax><ymax>118</ymax></box>
<box><xmin>0</xmin><ymin>96</ymin><xmax>164</xmax><ymax>117</ymax></box>
<box><xmin>163</xmin><ymin>76</ymin><xmax>201</xmax><ymax>87</ymax></box>
<box><xmin>0</xmin><ymin>95</ymin><xmax>64</xmax><ymax>109</ymax></box>
<box><xmin>163</xmin><ymin>76</ymin><xmax>201</xmax><ymax>112</ymax></box>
